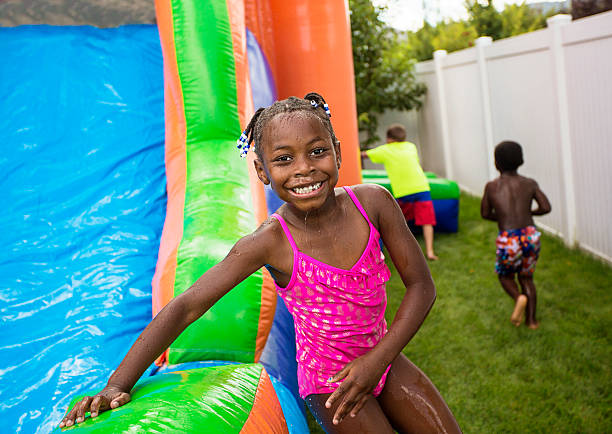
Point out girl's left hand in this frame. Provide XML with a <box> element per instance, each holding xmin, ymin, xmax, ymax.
<box><xmin>324</xmin><ymin>353</ymin><xmax>387</xmax><ymax>425</ymax></box>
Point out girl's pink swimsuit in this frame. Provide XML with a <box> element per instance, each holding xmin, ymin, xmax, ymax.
<box><xmin>271</xmin><ymin>186</ymin><xmax>392</xmax><ymax>399</ymax></box>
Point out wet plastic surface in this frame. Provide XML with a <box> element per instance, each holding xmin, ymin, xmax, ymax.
<box><xmin>55</xmin><ymin>362</ymin><xmax>306</xmax><ymax>433</ymax></box>
<box><xmin>57</xmin><ymin>364</ymin><xmax>265</xmax><ymax>433</ymax></box>
<box><xmin>0</xmin><ymin>25</ymin><xmax>165</xmax><ymax>433</ymax></box>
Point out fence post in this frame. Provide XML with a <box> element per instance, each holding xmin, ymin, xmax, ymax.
<box><xmin>548</xmin><ymin>14</ymin><xmax>576</xmax><ymax>246</ymax></box>
<box><xmin>433</xmin><ymin>49</ymin><xmax>453</xmax><ymax>179</ymax></box>
<box><xmin>475</xmin><ymin>36</ymin><xmax>496</xmax><ymax>181</ymax></box>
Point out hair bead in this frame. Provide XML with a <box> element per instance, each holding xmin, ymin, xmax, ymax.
<box><xmin>323</xmin><ymin>103</ymin><xmax>331</xmax><ymax>118</ymax></box>
<box><xmin>236</xmin><ymin>131</ymin><xmax>249</xmax><ymax>157</ymax></box>
<box><xmin>309</xmin><ymin>99</ymin><xmax>331</xmax><ymax>118</ymax></box>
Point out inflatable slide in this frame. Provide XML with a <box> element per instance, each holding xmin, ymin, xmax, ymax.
<box><xmin>0</xmin><ymin>0</ymin><xmax>361</xmax><ymax>432</ymax></box>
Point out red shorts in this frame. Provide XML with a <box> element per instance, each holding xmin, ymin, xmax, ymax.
<box><xmin>397</xmin><ymin>192</ymin><xmax>436</xmax><ymax>226</ymax></box>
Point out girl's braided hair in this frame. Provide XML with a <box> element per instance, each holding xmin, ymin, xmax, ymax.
<box><xmin>240</xmin><ymin>92</ymin><xmax>339</xmax><ymax>159</ymax></box>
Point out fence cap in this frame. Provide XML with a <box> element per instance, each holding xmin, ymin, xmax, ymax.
<box><xmin>433</xmin><ymin>49</ymin><xmax>447</xmax><ymax>59</ymax></box>
<box><xmin>547</xmin><ymin>14</ymin><xmax>572</xmax><ymax>26</ymax></box>
<box><xmin>475</xmin><ymin>36</ymin><xmax>492</xmax><ymax>46</ymax></box>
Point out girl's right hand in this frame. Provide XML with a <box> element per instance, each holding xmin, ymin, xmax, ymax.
<box><xmin>59</xmin><ymin>386</ymin><xmax>131</xmax><ymax>428</ymax></box>
<box><xmin>325</xmin><ymin>352</ymin><xmax>388</xmax><ymax>425</ymax></box>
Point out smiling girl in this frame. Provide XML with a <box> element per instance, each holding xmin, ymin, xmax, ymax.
<box><xmin>60</xmin><ymin>93</ymin><xmax>461</xmax><ymax>433</ymax></box>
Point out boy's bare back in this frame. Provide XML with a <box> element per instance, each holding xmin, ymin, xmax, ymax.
<box><xmin>481</xmin><ymin>172</ymin><xmax>551</xmax><ymax>231</ymax></box>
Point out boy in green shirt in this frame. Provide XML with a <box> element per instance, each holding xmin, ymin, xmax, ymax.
<box><xmin>362</xmin><ymin>124</ymin><xmax>438</xmax><ymax>260</ymax></box>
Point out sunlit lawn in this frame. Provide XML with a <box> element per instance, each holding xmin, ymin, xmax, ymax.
<box><xmin>307</xmin><ymin>193</ymin><xmax>612</xmax><ymax>433</ymax></box>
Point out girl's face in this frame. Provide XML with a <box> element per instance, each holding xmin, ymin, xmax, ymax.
<box><xmin>254</xmin><ymin>112</ymin><xmax>341</xmax><ymax>214</ymax></box>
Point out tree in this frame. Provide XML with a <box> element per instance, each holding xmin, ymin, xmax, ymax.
<box><xmin>349</xmin><ymin>0</ymin><xmax>427</xmax><ymax>147</ymax></box>
<box><xmin>432</xmin><ymin>20</ymin><xmax>479</xmax><ymax>54</ymax></box>
<box><xmin>404</xmin><ymin>22</ymin><xmax>437</xmax><ymax>62</ymax></box>
<box><xmin>405</xmin><ymin>20</ymin><xmax>478</xmax><ymax>62</ymax></box>
<box><xmin>571</xmin><ymin>0</ymin><xmax>612</xmax><ymax>19</ymax></box>
<box><xmin>466</xmin><ymin>0</ymin><xmax>553</xmax><ymax>40</ymax></box>
<box><xmin>465</xmin><ymin>0</ymin><xmax>504</xmax><ymax>40</ymax></box>
<box><xmin>499</xmin><ymin>3</ymin><xmax>548</xmax><ymax>38</ymax></box>
<box><xmin>404</xmin><ymin>1</ymin><xmax>557</xmax><ymax>62</ymax></box>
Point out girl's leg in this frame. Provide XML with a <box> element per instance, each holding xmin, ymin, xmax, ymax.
<box><xmin>305</xmin><ymin>393</ymin><xmax>394</xmax><ymax>434</ymax></box>
<box><xmin>499</xmin><ymin>275</ymin><xmax>527</xmax><ymax>326</ymax></box>
<box><xmin>518</xmin><ymin>275</ymin><xmax>538</xmax><ymax>328</ymax></box>
<box><xmin>377</xmin><ymin>353</ymin><xmax>461</xmax><ymax>434</ymax></box>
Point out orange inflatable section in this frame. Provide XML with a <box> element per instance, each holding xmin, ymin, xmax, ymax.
<box><xmin>244</xmin><ymin>2</ymin><xmax>362</xmax><ymax>359</ymax></box>
<box><xmin>263</xmin><ymin>0</ymin><xmax>362</xmax><ymax>187</ymax></box>
<box><xmin>227</xmin><ymin>0</ymin><xmax>276</xmax><ymax>360</ymax></box>
<box><xmin>244</xmin><ymin>0</ymin><xmax>276</xmax><ymax>78</ymax></box>
<box><xmin>152</xmin><ymin>0</ymin><xmax>187</xmax><ymax>321</ymax></box>
<box><xmin>240</xmin><ymin>368</ymin><xmax>289</xmax><ymax>434</ymax></box>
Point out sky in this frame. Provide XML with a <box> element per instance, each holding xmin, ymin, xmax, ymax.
<box><xmin>372</xmin><ymin>0</ymin><xmax>562</xmax><ymax>31</ymax></box>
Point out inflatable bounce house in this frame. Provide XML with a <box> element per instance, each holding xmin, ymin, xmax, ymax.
<box><xmin>1</xmin><ymin>1</ymin><xmax>362</xmax><ymax>432</ymax></box>
<box><xmin>362</xmin><ymin>170</ymin><xmax>460</xmax><ymax>233</ymax></box>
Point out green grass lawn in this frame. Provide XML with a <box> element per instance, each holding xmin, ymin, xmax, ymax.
<box><xmin>306</xmin><ymin>193</ymin><xmax>612</xmax><ymax>433</ymax></box>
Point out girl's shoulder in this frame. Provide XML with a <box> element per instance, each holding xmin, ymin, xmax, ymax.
<box><xmin>253</xmin><ymin>213</ymin><xmax>287</xmax><ymax>241</ymax></box>
<box><xmin>344</xmin><ymin>183</ymin><xmax>393</xmax><ymax>203</ymax></box>
<box><xmin>235</xmin><ymin>211</ymin><xmax>295</xmax><ymax>276</ymax></box>
<box><xmin>342</xmin><ymin>183</ymin><xmax>395</xmax><ymax>225</ymax></box>
<box><xmin>234</xmin><ymin>213</ymin><xmax>286</xmax><ymax>255</ymax></box>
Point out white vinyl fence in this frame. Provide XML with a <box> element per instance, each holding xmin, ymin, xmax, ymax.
<box><xmin>379</xmin><ymin>11</ymin><xmax>612</xmax><ymax>263</ymax></box>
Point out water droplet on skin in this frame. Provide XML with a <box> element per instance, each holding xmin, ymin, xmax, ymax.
<box><xmin>303</xmin><ymin>211</ymin><xmax>312</xmax><ymax>251</ymax></box>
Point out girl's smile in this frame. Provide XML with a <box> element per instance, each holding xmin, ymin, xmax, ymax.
<box><xmin>289</xmin><ymin>181</ymin><xmax>323</xmax><ymax>196</ymax></box>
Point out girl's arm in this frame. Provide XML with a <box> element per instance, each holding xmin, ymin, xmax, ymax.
<box><xmin>325</xmin><ymin>185</ymin><xmax>436</xmax><ymax>424</ymax></box>
<box><xmin>59</xmin><ymin>227</ymin><xmax>274</xmax><ymax>427</ymax></box>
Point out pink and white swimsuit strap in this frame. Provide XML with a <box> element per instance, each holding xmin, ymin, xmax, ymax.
<box><xmin>342</xmin><ymin>185</ymin><xmax>377</xmax><ymax>232</ymax></box>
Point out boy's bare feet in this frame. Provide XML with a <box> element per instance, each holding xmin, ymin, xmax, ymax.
<box><xmin>527</xmin><ymin>322</ymin><xmax>539</xmax><ymax>330</ymax></box>
<box><xmin>427</xmin><ymin>252</ymin><xmax>439</xmax><ymax>261</ymax></box>
<box><xmin>510</xmin><ymin>294</ymin><xmax>527</xmax><ymax>326</ymax></box>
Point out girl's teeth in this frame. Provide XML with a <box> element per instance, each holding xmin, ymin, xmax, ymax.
<box><xmin>294</xmin><ymin>182</ymin><xmax>321</xmax><ymax>194</ymax></box>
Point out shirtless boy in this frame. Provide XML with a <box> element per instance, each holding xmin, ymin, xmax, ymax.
<box><xmin>481</xmin><ymin>141</ymin><xmax>551</xmax><ymax>329</ymax></box>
